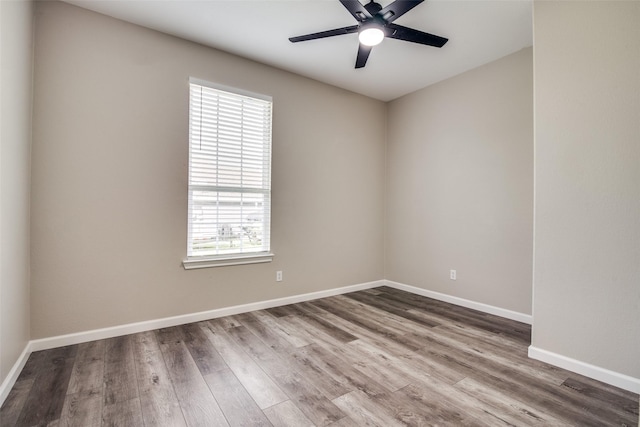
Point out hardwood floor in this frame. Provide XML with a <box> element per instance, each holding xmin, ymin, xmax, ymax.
<box><xmin>2</xmin><ymin>286</ymin><xmax>638</xmax><ymax>426</ymax></box>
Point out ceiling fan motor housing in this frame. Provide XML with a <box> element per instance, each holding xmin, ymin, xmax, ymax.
<box><xmin>364</xmin><ymin>1</ymin><xmax>383</xmax><ymax>16</ymax></box>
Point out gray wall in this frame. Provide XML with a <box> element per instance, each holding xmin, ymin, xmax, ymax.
<box><xmin>0</xmin><ymin>0</ymin><xmax>33</xmax><ymax>382</ymax></box>
<box><xmin>532</xmin><ymin>1</ymin><xmax>639</xmax><ymax>378</ymax></box>
<box><xmin>30</xmin><ymin>1</ymin><xmax>386</xmax><ymax>338</ymax></box>
<box><xmin>386</xmin><ymin>48</ymin><xmax>534</xmax><ymax>315</ymax></box>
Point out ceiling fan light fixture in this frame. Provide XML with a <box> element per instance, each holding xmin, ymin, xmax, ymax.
<box><xmin>359</xmin><ymin>26</ymin><xmax>384</xmax><ymax>46</ymax></box>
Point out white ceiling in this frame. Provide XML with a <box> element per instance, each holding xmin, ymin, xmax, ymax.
<box><xmin>63</xmin><ymin>0</ymin><xmax>533</xmax><ymax>101</ymax></box>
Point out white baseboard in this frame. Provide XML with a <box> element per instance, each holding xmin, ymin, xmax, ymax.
<box><xmin>528</xmin><ymin>346</ymin><xmax>640</xmax><ymax>394</ymax></box>
<box><xmin>384</xmin><ymin>280</ymin><xmax>533</xmax><ymax>324</ymax></box>
<box><xmin>0</xmin><ymin>343</ymin><xmax>32</xmax><ymax>405</ymax></box>
<box><xmin>29</xmin><ymin>280</ymin><xmax>384</xmax><ymax>352</ymax></box>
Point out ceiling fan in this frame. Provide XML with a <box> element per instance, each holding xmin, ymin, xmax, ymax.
<box><xmin>289</xmin><ymin>0</ymin><xmax>448</xmax><ymax>69</ymax></box>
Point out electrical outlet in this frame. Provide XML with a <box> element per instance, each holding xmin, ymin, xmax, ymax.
<box><xmin>450</xmin><ymin>270</ymin><xmax>457</xmax><ymax>280</ymax></box>
<box><xmin>276</xmin><ymin>271</ymin><xmax>283</xmax><ymax>282</ymax></box>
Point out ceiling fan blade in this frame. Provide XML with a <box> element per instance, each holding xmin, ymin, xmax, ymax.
<box><xmin>386</xmin><ymin>23</ymin><xmax>448</xmax><ymax>47</ymax></box>
<box><xmin>289</xmin><ymin>25</ymin><xmax>359</xmax><ymax>43</ymax></box>
<box><xmin>378</xmin><ymin>0</ymin><xmax>424</xmax><ymax>24</ymax></box>
<box><xmin>340</xmin><ymin>0</ymin><xmax>372</xmax><ymax>22</ymax></box>
<box><xmin>355</xmin><ymin>44</ymin><xmax>373</xmax><ymax>68</ymax></box>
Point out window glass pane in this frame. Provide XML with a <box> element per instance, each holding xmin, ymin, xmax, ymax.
<box><xmin>189</xmin><ymin>190</ymin><xmax>269</xmax><ymax>257</ymax></box>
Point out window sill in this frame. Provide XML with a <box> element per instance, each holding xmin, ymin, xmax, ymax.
<box><xmin>182</xmin><ymin>252</ymin><xmax>274</xmax><ymax>270</ymax></box>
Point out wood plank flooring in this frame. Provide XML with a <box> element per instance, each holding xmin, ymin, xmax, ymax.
<box><xmin>2</xmin><ymin>286</ymin><xmax>638</xmax><ymax>426</ymax></box>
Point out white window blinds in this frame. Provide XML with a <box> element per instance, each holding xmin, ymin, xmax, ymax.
<box><xmin>187</xmin><ymin>79</ymin><xmax>272</xmax><ymax>259</ymax></box>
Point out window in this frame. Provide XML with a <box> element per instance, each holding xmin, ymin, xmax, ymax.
<box><xmin>183</xmin><ymin>78</ymin><xmax>273</xmax><ymax>269</ymax></box>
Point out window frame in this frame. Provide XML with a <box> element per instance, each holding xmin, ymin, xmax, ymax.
<box><xmin>183</xmin><ymin>78</ymin><xmax>274</xmax><ymax>270</ymax></box>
